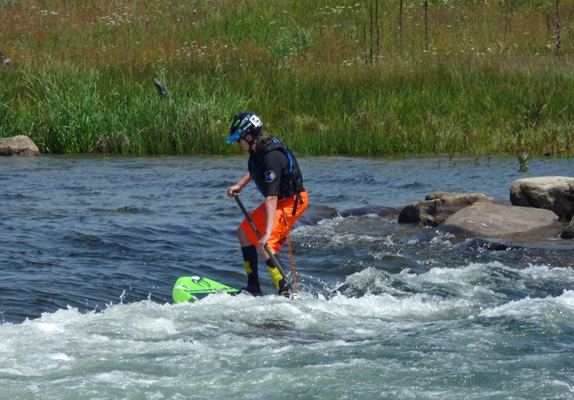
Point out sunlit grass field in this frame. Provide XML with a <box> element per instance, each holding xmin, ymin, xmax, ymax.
<box><xmin>1</xmin><ymin>0</ymin><xmax>573</xmax><ymax>156</ymax></box>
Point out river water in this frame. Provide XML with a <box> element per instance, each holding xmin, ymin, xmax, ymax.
<box><xmin>1</xmin><ymin>154</ymin><xmax>573</xmax><ymax>399</ymax></box>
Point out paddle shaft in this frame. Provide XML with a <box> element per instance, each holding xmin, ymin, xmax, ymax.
<box><xmin>233</xmin><ymin>194</ymin><xmax>298</xmax><ymax>295</ymax></box>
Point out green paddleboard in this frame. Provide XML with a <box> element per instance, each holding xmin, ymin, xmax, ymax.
<box><xmin>173</xmin><ymin>276</ymin><xmax>239</xmax><ymax>303</ymax></box>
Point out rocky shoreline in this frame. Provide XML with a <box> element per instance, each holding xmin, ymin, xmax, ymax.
<box><xmin>398</xmin><ymin>177</ymin><xmax>574</xmax><ymax>242</ymax></box>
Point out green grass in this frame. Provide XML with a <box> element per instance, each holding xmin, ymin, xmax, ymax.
<box><xmin>1</xmin><ymin>0</ymin><xmax>573</xmax><ymax>156</ymax></box>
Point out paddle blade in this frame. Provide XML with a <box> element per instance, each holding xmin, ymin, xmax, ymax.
<box><xmin>172</xmin><ymin>276</ymin><xmax>239</xmax><ymax>303</ymax></box>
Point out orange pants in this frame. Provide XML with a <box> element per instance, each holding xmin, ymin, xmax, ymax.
<box><xmin>240</xmin><ymin>191</ymin><xmax>308</xmax><ymax>254</ymax></box>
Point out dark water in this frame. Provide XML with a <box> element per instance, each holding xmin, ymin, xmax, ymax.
<box><xmin>1</xmin><ymin>155</ymin><xmax>573</xmax><ymax>399</ymax></box>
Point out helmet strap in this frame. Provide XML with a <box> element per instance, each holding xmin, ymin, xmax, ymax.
<box><xmin>243</xmin><ymin>134</ymin><xmax>255</xmax><ymax>146</ymax></box>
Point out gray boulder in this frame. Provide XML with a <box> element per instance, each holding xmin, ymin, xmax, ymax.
<box><xmin>442</xmin><ymin>202</ymin><xmax>562</xmax><ymax>240</ymax></box>
<box><xmin>510</xmin><ymin>177</ymin><xmax>574</xmax><ymax>221</ymax></box>
<box><xmin>398</xmin><ymin>193</ymin><xmax>504</xmax><ymax>227</ymax></box>
<box><xmin>0</xmin><ymin>136</ymin><xmax>41</xmax><ymax>156</ymax></box>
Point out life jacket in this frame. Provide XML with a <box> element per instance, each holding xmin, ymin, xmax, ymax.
<box><xmin>248</xmin><ymin>137</ymin><xmax>305</xmax><ymax>213</ymax></box>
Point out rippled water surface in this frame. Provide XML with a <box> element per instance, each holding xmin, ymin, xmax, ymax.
<box><xmin>1</xmin><ymin>155</ymin><xmax>573</xmax><ymax>399</ymax></box>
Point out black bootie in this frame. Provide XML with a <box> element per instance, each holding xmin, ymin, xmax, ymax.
<box><xmin>241</xmin><ymin>245</ymin><xmax>263</xmax><ymax>295</ymax></box>
<box><xmin>266</xmin><ymin>257</ymin><xmax>291</xmax><ymax>297</ymax></box>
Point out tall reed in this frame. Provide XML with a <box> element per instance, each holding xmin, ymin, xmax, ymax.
<box><xmin>0</xmin><ymin>0</ymin><xmax>573</xmax><ymax>156</ymax></box>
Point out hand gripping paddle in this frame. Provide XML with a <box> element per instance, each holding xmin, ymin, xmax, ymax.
<box><xmin>233</xmin><ymin>193</ymin><xmax>301</xmax><ymax>300</ymax></box>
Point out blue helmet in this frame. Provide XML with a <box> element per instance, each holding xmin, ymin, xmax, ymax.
<box><xmin>227</xmin><ymin>112</ymin><xmax>263</xmax><ymax>144</ymax></box>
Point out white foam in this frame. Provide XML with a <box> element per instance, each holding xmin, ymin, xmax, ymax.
<box><xmin>480</xmin><ymin>290</ymin><xmax>574</xmax><ymax>319</ymax></box>
<box><xmin>0</xmin><ymin>277</ymin><xmax>572</xmax><ymax>400</ymax></box>
<box><xmin>292</xmin><ymin>215</ymin><xmax>383</xmax><ymax>246</ymax></box>
<box><xmin>49</xmin><ymin>353</ymin><xmax>74</xmax><ymax>362</ymax></box>
<box><xmin>34</xmin><ymin>322</ymin><xmax>65</xmax><ymax>334</ymax></box>
<box><xmin>522</xmin><ymin>264</ymin><xmax>574</xmax><ymax>284</ymax></box>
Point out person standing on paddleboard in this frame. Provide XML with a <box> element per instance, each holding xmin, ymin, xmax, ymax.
<box><xmin>226</xmin><ymin>112</ymin><xmax>308</xmax><ymax>297</ymax></box>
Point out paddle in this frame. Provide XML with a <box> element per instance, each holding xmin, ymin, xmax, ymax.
<box><xmin>233</xmin><ymin>193</ymin><xmax>300</xmax><ymax>299</ymax></box>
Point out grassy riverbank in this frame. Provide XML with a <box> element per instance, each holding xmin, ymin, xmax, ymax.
<box><xmin>1</xmin><ymin>0</ymin><xmax>573</xmax><ymax>156</ymax></box>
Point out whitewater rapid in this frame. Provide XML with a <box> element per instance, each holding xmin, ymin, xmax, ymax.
<box><xmin>2</xmin><ymin>263</ymin><xmax>574</xmax><ymax>399</ymax></box>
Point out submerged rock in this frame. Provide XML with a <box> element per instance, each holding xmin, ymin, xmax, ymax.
<box><xmin>510</xmin><ymin>177</ymin><xmax>574</xmax><ymax>221</ymax></box>
<box><xmin>468</xmin><ymin>238</ymin><xmax>523</xmax><ymax>251</ymax></box>
<box><xmin>561</xmin><ymin>219</ymin><xmax>574</xmax><ymax>240</ymax></box>
<box><xmin>341</xmin><ymin>205</ymin><xmax>398</xmax><ymax>218</ymax></box>
<box><xmin>0</xmin><ymin>136</ymin><xmax>40</xmax><ymax>156</ymax></box>
<box><xmin>297</xmin><ymin>204</ymin><xmax>340</xmax><ymax>225</ymax></box>
<box><xmin>398</xmin><ymin>193</ymin><xmax>504</xmax><ymax>227</ymax></box>
<box><xmin>442</xmin><ymin>202</ymin><xmax>562</xmax><ymax>240</ymax></box>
